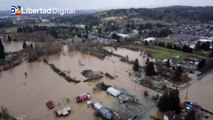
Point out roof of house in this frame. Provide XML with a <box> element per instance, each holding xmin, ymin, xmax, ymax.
<box><xmin>106</xmin><ymin>87</ymin><xmax>121</xmax><ymax>97</ymax></box>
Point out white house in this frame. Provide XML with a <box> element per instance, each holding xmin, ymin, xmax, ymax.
<box><xmin>106</xmin><ymin>87</ymin><xmax>121</xmax><ymax>97</ymax></box>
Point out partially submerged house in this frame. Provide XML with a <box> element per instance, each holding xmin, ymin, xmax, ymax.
<box><xmin>106</xmin><ymin>87</ymin><xmax>121</xmax><ymax>97</ymax></box>
<box><xmin>154</xmin><ymin>82</ymin><xmax>167</xmax><ymax>90</ymax></box>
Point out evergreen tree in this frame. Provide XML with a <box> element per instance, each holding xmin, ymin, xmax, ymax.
<box><xmin>0</xmin><ymin>38</ymin><xmax>5</xmax><ymax>59</ymax></box>
<box><xmin>173</xmin><ymin>66</ymin><xmax>183</xmax><ymax>81</ymax></box>
<box><xmin>133</xmin><ymin>59</ymin><xmax>139</xmax><ymax>72</ymax></box>
<box><xmin>166</xmin><ymin>59</ymin><xmax>170</xmax><ymax>67</ymax></box>
<box><xmin>8</xmin><ymin>35</ymin><xmax>12</xmax><ymax>42</ymax></box>
<box><xmin>157</xmin><ymin>90</ymin><xmax>181</xmax><ymax>114</ymax></box>
<box><xmin>22</xmin><ymin>41</ymin><xmax>28</xmax><ymax>49</ymax></box>
<box><xmin>145</xmin><ymin>62</ymin><xmax>155</xmax><ymax>76</ymax></box>
<box><xmin>157</xmin><ymin>93</ymin><xmax>171</xmax><ymax>112</ymax></box>
<box><xmin>169</xmin><ymin>89</ymin><xmax>181</xmax><ymax>114</ymax></box>
<box><xmin>197</xmin><ymin>59</ymin><xmax>206</xmax><ymax>69</ymax></box>
<box><xmin>144</xmin><ymin>40</ymin><xmax>149</xmax><ymax>46</ymax></box>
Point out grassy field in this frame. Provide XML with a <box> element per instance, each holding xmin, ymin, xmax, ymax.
<box><xmin>159</xmin><ymin>39</ymin><xmax>175</xmax><ymax>44</ymax></box>
<box><xmin>125</xmin><ymin>44</ymin><xmax>205</xmax><ymax>62</ymax></box>
<box><xmin>4</xmin><ymin>27</ymin><xmax>17</xmax><ymax>33</ymax></box>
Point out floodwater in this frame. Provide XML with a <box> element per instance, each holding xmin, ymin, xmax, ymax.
<box><xmin>3</xmin><ymin>41</ymin><xmax>33</xmax><ymax>53</ymax></box>
<box><xmin>0</xmin><ymin>45</ymin><xmax>157</xmax><ymax>120</ymax></box>
<box><xmin>104</xmin><ymin>47</ymin><xmax>146</xmax><ymax>66</ymax></box>
<box><xmin>180</xmin><ymin>70</ymin><xmax>213</xmax><ymax>112</ymax></box>
<box><xmin>1</xmin><ymin>43</ymin><xmax>213</xmax><ymax>120</ymax></box>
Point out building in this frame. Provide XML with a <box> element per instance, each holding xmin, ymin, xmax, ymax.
<box><xmin>93</xmin><ymin>102</ymin><xmax>113</xmax><ymax>120</ymax></box>
<box><xmin>106</xmin><ymin>87</ymin><xmax>121</xmax><ymax>97</ymax></box>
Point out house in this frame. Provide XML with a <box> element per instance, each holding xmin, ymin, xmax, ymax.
<box><xmin>132</xmin><ymin>76</ymin><xmax>144</xmax><ymax>84</ymax></box>
<box><xmin>93</xmin><ymin>102</ymin><xmax>113</xmax><ymax>120</ymax></box>
<box><xmin>143</xmin><ymin>37</ymin><xmax>156</xmax><ymax>42</ymax></box>
<box><xmin>154</xmin><ymin>82</ymin><xmax>167</xmax><ymax>90</ymax></box>
<box><xmin>106</xmin><ymin>87</ymin><xmax>121</xmax><ymax>97</ymax></box>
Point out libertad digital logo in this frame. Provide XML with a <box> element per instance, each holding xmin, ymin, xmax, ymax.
<box><xmin>11</xmin><ymin>6</ymin><xmax>75</xmax><ymax>16</ymax></box>
<box><xmin>11</xmin><ymin>6</ymin><xmax>22</xmax><ymax>16</ymax></box>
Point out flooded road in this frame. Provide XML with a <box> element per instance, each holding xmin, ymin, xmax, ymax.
<box><xmin>180</xmin><ymin>70</ymin><xmax>213</xmax><ymax>112</ymax></box>
<box><xmin>0</xmin><ymin>45</ymin><xmax>156</xmax><ymax>120</ymax></box>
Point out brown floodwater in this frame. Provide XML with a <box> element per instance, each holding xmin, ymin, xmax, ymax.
<box><xmin>0</xmin><ymin>45</ymin><xmax>157</xmax><ymax>120</ymax></box>
<box><xmin>3</xmin><ymin>41</ymin><xmax>33</xmax><ymax>53</ymax></box>
<box><xmin>104</xmin><ymin>47</ymin><xmax>146</xmax><ymax>66</ymax></box>
<box><xmin>1</xmin><ymin>44</ymin><xmax>213</xmax><ymax>120</ymax></box>
<box><xmin>180</xmin><ymin>70</ymin><xmax>213</xmax><ymax>112</ymax></box>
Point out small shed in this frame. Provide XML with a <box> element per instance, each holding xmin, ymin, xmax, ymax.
<box><xmin>106</xmin><ymin>87</ymin><xmax>121</xmax><ymax>97</ymax></box>
<box><xmin>46</xmin><ymin>100</ymin><xmax>55</xmax><ymax>109</ymax></box>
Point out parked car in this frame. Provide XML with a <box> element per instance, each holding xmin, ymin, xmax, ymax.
<box><xmin>46</xmin><ymin>100</ymin><xmax>55</xmax><ymax>109</ymax></box>
<box><xmin>76</xmin><ymin>93</ymin><xmax>91</xmax><ymax>102</ymax></box>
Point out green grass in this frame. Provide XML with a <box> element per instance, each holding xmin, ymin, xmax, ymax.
<box><xmin>5</xmin><ymin>27</ymin><xmax>17</xmax><ymax>33</ymax></box>
<box><xmin>125</xmin><ymin>44</ymin><xmax>206</xmax><ymax>62</ymax></box>
<box><xmin>160</xmin><ymin>39</ymin><xmax>175</xmax><ymax>44</ymax></box>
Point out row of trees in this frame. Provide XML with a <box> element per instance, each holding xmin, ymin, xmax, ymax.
<box><xmin>132</xmin><ymin>59</ymin><xmax>156</xmax><ymax>77</ymax></box>
<box><xmin>156</xmin><ymin>42</ymin><xmax>193</xmax><ymax>53</ymax></box>
<box><xmin>0</xmin><ymin>38</ymin><xmax>5</xmax><ymax>59</ymax></box>
<box><xmin>195</xmin><ymin>41</ymin><xmax>211</xmax><ymax>51</ymax></box>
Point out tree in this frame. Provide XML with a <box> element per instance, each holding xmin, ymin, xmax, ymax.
<box><xmin>209</xmin><ymin>51</ymin><xmax>213</xmax><ymax>58</ymax></box>
<box><xmin>197</xmin><ymin>59</ymin><xmax>206</xmax><ymax>69</ymax></box>
<box><xmin>172</xmin><ymin>66</ymin><xmax>183</xmax><ymax>81</ymax></box>
<box><xmin>166</xmin><ymin>59</ymin><xmax>170</xmax><ymax>67</ymax></box>
<box><xmin>144</xmin><ymin>90</ymin><xmax>149</xmax><ymax>98</ymax></box>
<box><xmin>169</xmin><ymin>89</ymin><xmax>181</xmax><ymax>114</ymax></box>
<box><xmin>145</xmin><ymin>62</ymin><xmax>155</xmax><ymax>76</ymax></box>
<box><xmin>157</xmin><ymin>90</ymin><xmax>181</xmax><ymax>114</ymax></box>
<box><xmin>22</xmin><ymin>41</ymin><xmax>28</xmax><ymax>49</ymax></box>
<box><xmin>184</xmin><ymin>110</ymin><xmax>196</xmax><ymax>120</ymax></box>
<box><xmin>157</xmin><ymin>93</ymin><xmax>171</xmax><ymax>112</ymax></box>
<box><xmin>195</xmin><ymin>41</ymin><xmax>201</xmax><ymax>51</ymax></box>
<box><xmin>133</xmin><ymin>59</ymin><xmax>139</xmax><ymax>72</ymax></box>
<box><xmin>7</xmin><ymin>35</ymin><xmax>12</xmax><ymax>42</ymax></box>
<box><xmin>0</xmin><ymin>38</ymin><xmax>5</xmax><ymax>59</ymax></box>
<box><xmin>144</xmin><ymin>40</ymin><xmax>149</xmax><ymax>46</ymax></box>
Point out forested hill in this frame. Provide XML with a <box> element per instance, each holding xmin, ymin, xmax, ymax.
<box><xmin>98</xmin><ymin>6</ymin><xmax>213</xmax><ymax>23</ymax></box>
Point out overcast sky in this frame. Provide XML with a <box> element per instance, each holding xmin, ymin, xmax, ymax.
<box><xmin>1</xmin><ymin>0</ymin><xmax>213</xmax><ymax>10</ymax></box>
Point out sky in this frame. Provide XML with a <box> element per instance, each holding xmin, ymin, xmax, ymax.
<box><xmin>0</xmin><ymin>0</ymin><xmax>213</xmax><ymax>10</ymax></box>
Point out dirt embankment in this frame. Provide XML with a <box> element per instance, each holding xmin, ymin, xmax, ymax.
<box><xmin>81</xmin><ymin>70</ymin><xmax>104</xmax><ymax>82</ymax></box>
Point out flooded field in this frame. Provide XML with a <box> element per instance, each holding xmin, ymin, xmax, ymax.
<box><xmin>3</xmin><ymin>41</ymin><xmax>33</xmax><ymax>53</ymax></box>
<box><xmin>0</xmin><ymin>43</ymin><xmax>213</xmax><ymax>120</ymax></box>
<box><xmin>0</xmin><ymin>45</ymin><xmax>156</xmax><ymax>120</ymax></box>
<box><xmin>104</xmin><ymin>47</ymin><xmax>146</xmax><ymax>66</ymax></box>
